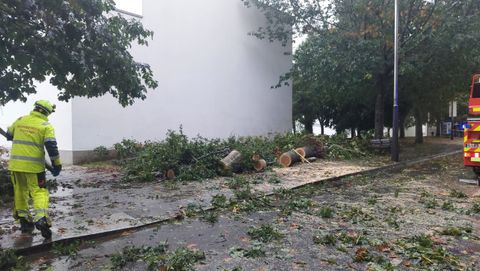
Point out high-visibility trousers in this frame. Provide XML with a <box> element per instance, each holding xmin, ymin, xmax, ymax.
<box><xmin>11</xmin><ymin>171</ymin><xmax>49</xmax><ymax>223</ymax></box>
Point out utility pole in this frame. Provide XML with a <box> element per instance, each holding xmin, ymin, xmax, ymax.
<box><xmin>391</xmin><ymin>0</ymin><xmax>400</xmax><ymax>162</ymax></box>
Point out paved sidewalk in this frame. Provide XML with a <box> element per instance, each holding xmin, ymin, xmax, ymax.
<box><xmin>0</xmin><ymin>138</ymin><xmax>463</xmax><ymax>251</ymax></box>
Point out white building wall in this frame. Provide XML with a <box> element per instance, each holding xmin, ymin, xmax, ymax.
<box><xmin>71</xmin><ymin>0</ymin><xmax>292</xmax><ymax>152</ymax></box>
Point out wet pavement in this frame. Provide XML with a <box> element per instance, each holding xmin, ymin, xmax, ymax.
<box><xmin>0</xmin><ymin>138</ymin><xmax>465</xmax><ymax>262</ymax></box>
<box><xmin>22</xmin><ymin>152</ymin><xmax>480</xmax><ymax>270</ymax></box>
<box><xmin>0</xmin><ymin>159</ymin><xmax>377</xmax><ymax>251</ymax></box>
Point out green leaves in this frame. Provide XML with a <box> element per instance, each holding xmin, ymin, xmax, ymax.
<box><xmin>0</xmin><ymin>0</ymin><xmax>158</xmax><ymax>106</ymax></box>
<box><xmin>247</xmin><ymin>0</ymin><xmax>480</xmax><ymax>135</ymax></box>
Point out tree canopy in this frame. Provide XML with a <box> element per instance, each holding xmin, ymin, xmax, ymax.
<box><xmin>244</xmin><ymin>0</ymin><xmax>480</xmax><ymax>140</ymax></box>
<box><xmin>0</xmin><ymin>0</ymin><xmax>158</xmax><ymax>106</ymax></box>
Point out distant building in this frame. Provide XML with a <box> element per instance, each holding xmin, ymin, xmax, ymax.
<box><xmin>0</xmin><ymin>0</ymin><xmax>292</xmax><ymax>164</ymax></box>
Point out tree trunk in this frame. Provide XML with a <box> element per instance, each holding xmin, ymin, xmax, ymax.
<box><xmin>414</xmin><ymin>108</ymin><xmax>423</xmax><ymax>144</ymax></box>
<box><xmin>351</xmin><ymin>128</ymin><xmax>356</xmax><ymax>138</ymax></box>
<box><xmin>374</xmin><ymin>75</ymin><xmax>386</xmax><ymax>139</ymax></box>
<box><xmin>320</xmin><ymin>121</ymin><xmax>325</xmax><ymax>135</ymax></box>
<box><xmin>292</xmin><ymin>120</ymin><xmax>296</xmax><ymax>134</ymax></box>
<box><xmin>303</xmin><ymin>116</ymin><xmax>314</xmax><ymax>134</ymax></box>
<box><xmin>399</xmin><ymin>117</ymin><xmax>405</xmax><ymax>139</ymax></box>
<box><xmin>219</xmin><ymin>150</ymin><xmax>242</xmax><ymax>173</ymax></box>
<box><xmin>295</xmin><ymin>146</ymin><xmax>323</xmax><ymax>158</ymax></box>
<box><xmin>304</xmin><ymin>123</ymin><xmax>313</xmax><ymax>134</ymax></box>
<box><xmin>436</xmin><ymin>119</ymin><xmax>441</xmax><ymax>136</ymax></box>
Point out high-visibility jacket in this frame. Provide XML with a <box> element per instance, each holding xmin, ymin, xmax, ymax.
<box><xmin>7</xmin><ymin>111</ymin><xmax>61</xmax><ymax>173</ymax></box>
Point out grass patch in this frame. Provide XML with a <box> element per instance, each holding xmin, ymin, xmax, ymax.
<box><xmin>167</xmin><ymin>247</ymin><xmax>206</xmax><ymax>271</ymax></box>
<box><xmin>341</xmin><ymin>206</ymin><xmax>374</xmax><ymax>224</ymax></box>
<box><xmin>367</xmin><ymin>196</ymin><xmax>378</xmax><ymax>205</ymax></box>
<box><xmin>247</xmin><ymin>224</ymin><xmax>283</xmax><ymax>243</ymax></box>
<box><xmin>395</xmin><ymin>234</ymin><xmax>460</xmax><ymax>268</ymax></box>
<box><xmin>419</xmin><ymin>192</ymin><xmax>438</xmax><ymax>209</ymax></box>
<box><xmin>0</xmin><ymin>249</ymin><xmax>29</xmax><ymax>271</ymax></box>
<box><xmin>318</xmin><ymin>206</ymin><xmax>334</xmax><ymax>218</ymax></box>
<box><xmin>200</xmin><ymin>210</ymin><xmax>219</xmax><ymax>224</ymax></box>
<box><xmin>184</xmin><ymin>203</ymin><xmax>200</xmax><ymax>218</ymax></box>
<box><xmin>441</xmin><ymin>201</ymin><xmax>455</xmax><ymax>211</ymax></box>
<box><xmin>164</xmin><ymin>180</ymin><xmax>179</xmax><ymax>190</ymax></box>
<box><xmin>467</xmin><ymin>202</ymin><xmax>480</xmax><ymax>215</ymax></box>
<box><xmin>449</xmin><ymin>189</ymin><xmax>467</xmax><ymax>199</ymax></box>
<box><xmin>267</xmin><ymin>176</ymin><xmax>282</xmax><ymax>184</ymax></box>
<box><xmin>230</xmin><ymin>245</ymin><xmax>266</xmax><ymax>258</ymax></box>
<box><xmin>280</xmin><ymin>197</ymin><xmax>315</xmax><ymax>215</ymax></box>
<box><xmin>110</xmin><ymin>242</ymin><xmax>204</xmax><ymax>271</ymax></box>
<box><xmin>313</xmin><ymin>233</ymin><xmax>337</xmax><ymax>245</ymax></box>
<box><xmin>52</xmin><ymin>241</ymin><xmax>81</xmax><ymax>258</ymax></box>
<box><xmin>273</xmin><ymin>187</ymin><xmax>293</xmax><ymax>199</ymax></box>
<box><xmin>226</xmin><ymin>176</ymin><xmax>249</xmax><ymax>190</ymax></box>
<box><xmin>440</xmin><ymin>226</ymin><xmax>472</xmax><ymax>237</ymax></box>
<box><xmin>210</xmin><ymin>194</ymin><xmax>229</xmax><ymax>208</ymax></box>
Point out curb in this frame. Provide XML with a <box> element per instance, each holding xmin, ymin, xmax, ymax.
<box><xmin>15</xmin><ymin>150</ymin><xmax>462</xmax><ymax>256</ymax></box>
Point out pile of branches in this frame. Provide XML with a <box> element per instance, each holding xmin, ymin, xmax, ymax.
<box><xmin>116</xmin><ymin>129</ymin><xmax>375</xmax><ymax>183</ymax></box>
<box><xmin>0</xmin><ymin>147</ymin><xmax>12</xmax><ymax>206</ymax></box>
<box><xmin>119</xmin><ymin>130</ymin><xmax>322</xmax><ymax>182</ymax></box>
<box><xmin>325</xmin><ymin>133</ymin><xmax>372</xmax><ymax>160</ymax></box>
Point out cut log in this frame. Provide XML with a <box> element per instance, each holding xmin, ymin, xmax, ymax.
<box><xmin>278</xmin><ymin>150</ymin><xmax>301</xmax><ymax>167</ymax></box>
<box><xmin>165</xmin><ymin>169</ymin><xmax>176</xmax><ymax>180</ymax></box>
<box><xmin>219</xmin><ymin>150</ymin><xmax>242</xmax><ymax>171</ymax></box>
<box><xmin>299</xmin><ymin>136</ymin><xmax>325</xmax><ymax>158</ymax></box>
<box><xmin>253</xmin><ymin>159</ymin><xmax>267</xmax><ymax>172</ymax></box>
<box><xmin>295</xmin><ymin>146</ymin><xmax>320</xmax><ymax>158</ymax></box>
<box><xmin>251</xmin><ymin>153</ymin><xmax>261</xmax><ymax>162</ymax></box>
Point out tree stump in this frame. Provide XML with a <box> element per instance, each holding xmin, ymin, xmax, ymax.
<box><xmin>165</xmin><ymin>169</ymin><xmax>176</xmax><ymax>180</ymax></box>
<box><xmin>253</xmin><ymin>159</ymin><xmax>267</xmax><ymax>172</ymax></box>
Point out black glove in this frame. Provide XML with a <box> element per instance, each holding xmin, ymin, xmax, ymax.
<box><xmin>51</xmin><ymin>165</ymin><xmax>62</xmax><ymax>177</ymax></box>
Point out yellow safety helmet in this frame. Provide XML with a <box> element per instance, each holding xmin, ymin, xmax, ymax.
<box><xmin>34</xmin><ymin>100</ymin><xmax>56</xmax><ymax>115</ymax></box>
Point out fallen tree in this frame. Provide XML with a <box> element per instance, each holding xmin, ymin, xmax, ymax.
<box><xmin>278</xmin><ymin>146</ymin><xmax>324</xmax><ymax>167</ymax></box>
<box><xmin>118</xmin><ymin>130</ymin><xmax>372</xmax><ymax>182</ymax></box>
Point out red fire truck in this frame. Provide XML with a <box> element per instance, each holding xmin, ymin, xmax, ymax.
<box><xmin>464</xmin><ymin>74</ymin><xmax>480</xmax><ymax>175</ymax></box>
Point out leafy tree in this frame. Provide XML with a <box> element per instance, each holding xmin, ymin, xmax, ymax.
<box><xmin>292</xmin><ymin>28</ymin><xmax>376</xmax><ymax>136</ymax></box>
<box><xmin>292</xmin><ymin>35</ymin><xmax>337</xmax><ymax>134</ymax></box>
<box><xmin>243</xmin><ymin>0</ymin><xmax>480</xmax><ymax>140</ymax></box>
<box><xmin>0</xmin><ymin>0</ymin><xmax>158</xmax><ymax>106</ymax></box>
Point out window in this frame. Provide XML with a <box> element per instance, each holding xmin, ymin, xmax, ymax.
<box><xmin>114</xmin><ymin>0</ymin><xmax>142</xmax><ymax>17</ymax></box>
<box><xmin>472</xmin><ymin>83</ymin><xmax>480</xmax><ymax>98</ymax></box>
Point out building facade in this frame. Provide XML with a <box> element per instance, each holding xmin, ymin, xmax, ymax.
<box><xmin>0</xmin><ymin>0</ymin><xmax>293</xmax><ymax>164</ymax></box>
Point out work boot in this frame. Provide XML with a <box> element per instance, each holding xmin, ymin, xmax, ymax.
<box><xmin>35</xmin><ymin>217</ymin><xmax>52</xmax><ymax>239</ymax></box>
<box><xmin>19</xmin><ymin>218</ymin><xmax>34</xmax><ymax>234</ymax></box>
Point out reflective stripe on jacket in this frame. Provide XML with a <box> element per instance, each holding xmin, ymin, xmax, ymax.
<box><xmin>7</xmin><ymin>111</ymin><xmax>61</xmax><ymax>173</ymax></box>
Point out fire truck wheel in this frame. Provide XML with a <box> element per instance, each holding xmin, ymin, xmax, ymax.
<box><xmin>473</xmin><ymin>167</ymin><xmax>480</xmax><ymax>176</ymax></box>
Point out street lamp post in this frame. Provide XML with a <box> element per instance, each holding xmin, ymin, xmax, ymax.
<box><xmin>391</xmin><ymin>0</ymin><xmax>400</xmax><ymax>162</ymax></box>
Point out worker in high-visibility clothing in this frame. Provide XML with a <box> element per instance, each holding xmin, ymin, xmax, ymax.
<box><xmin>6</xmin><ymin>100</ymin><xmax>62</xmax><ymax>239</ymax></box>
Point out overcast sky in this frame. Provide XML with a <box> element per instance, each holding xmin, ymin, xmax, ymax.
<box><xmin>114</xmin><ymin>0</ymin><xmax>142</xmax><ymax>15</ymax></box>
